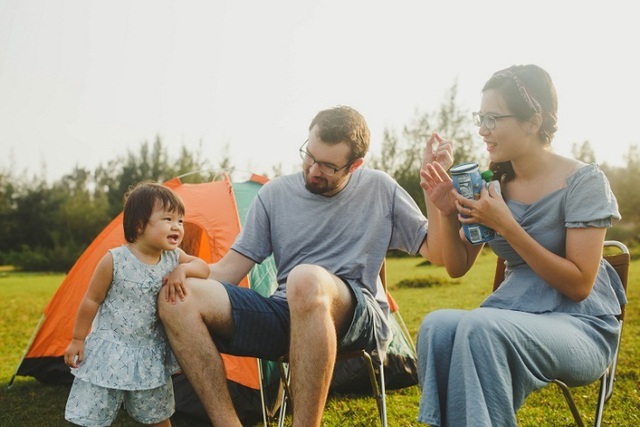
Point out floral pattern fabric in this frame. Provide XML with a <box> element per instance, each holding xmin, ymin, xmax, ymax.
<box><xmin>71</xmin><ymin>245</ymin><xmax>180</xmax><ymax>390</ymax></box>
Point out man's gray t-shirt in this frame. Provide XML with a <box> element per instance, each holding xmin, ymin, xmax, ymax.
<box><xmin>231</xmin><ymin>167</ymin><xmax>428</xmax><ymax>312</ymax></box>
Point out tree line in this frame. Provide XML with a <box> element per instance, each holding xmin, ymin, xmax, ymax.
<box><xmin>0</xmin><ymin>138</ymin><xmax>232</xmax><ymax>271</ymax></box>
<box><xmin>1</xmin><ymin>85</ymin><xmax>637</xmax><ymax>271</ymax></box>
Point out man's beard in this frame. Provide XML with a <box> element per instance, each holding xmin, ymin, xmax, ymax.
<box><xmin>303</xmin><ymin>171</ymin><xmax>348</xmax><ymax>196</ymax></box>
<box><xmin>304</xmin><ymin>174</ymin><xmax>330</xmax><ymax>195</ymax></box>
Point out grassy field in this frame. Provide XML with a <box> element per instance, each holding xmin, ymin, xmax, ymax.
<box><xmin>1</xmin><ymin>251</ymin><xmax>638</xmax><ymax>426</ymax></box>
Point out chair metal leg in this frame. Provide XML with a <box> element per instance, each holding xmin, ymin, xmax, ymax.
<box><xmin>593</xmin><ymin>370</ymin><xmax>609</xmax><ymax>427</ymax></box>
<box><xmin>257</xmin><ymin>360</ymin><xmax>269</xmax><ymax>427</ymax></box>
<box><xmin>552</xmin><ymin>379</ymin><xmax>586</xmax><ymax>427</ymax></box>
<box><xmin>277</xmin><ymin>360</ymin><xmax>290</xmax><ymax>427</ymax></box>
<box><xmin>277</xmin><ymin>387</ymin><xmax>287</xmax><ymax>427</ymax></box>
<box><xmin>603</xmin><ymin>319</ymin><xmax>623</xmax><ymax>404</ymax></box>
<box><xmin>357</xmin><ymin>350</ymin><xmax>388</xmax><ymax>427</ymax></box>
<box><xmin>377</xmin><ymin>357</ymin><xmax>388</xmax><ymax>427</ymax></box>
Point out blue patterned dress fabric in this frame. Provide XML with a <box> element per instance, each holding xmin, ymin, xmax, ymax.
<box><xmin>71</xmin><ymin>246</ymin><xmax>180</xmax><ymax>390</ymax></box>
<box><xmin>484</xmin><ymin>163</ymin><xmax>625</xmax><ymax>314</ymax></box>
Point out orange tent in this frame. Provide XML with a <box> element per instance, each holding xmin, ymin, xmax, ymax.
<box><xmin>11</xmin><ymin>173</ymin><xmax>280</xmax><ymax>423</ymax></box>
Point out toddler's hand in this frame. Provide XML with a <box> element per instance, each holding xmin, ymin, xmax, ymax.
<box><xmin>64</xmin><ymin>339</ymin><xmax>85</xmax><ymax>368</ymax></box>
<box><xmin>163</xmin><ymin>267</ymin><xmax>188</xmax><ymax>304</ymax></box>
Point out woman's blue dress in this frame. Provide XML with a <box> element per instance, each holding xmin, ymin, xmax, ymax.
<box><xmin>417</xmin><ymin>164</ymin><xmax>625</xmax><ymax>426</ymax></box>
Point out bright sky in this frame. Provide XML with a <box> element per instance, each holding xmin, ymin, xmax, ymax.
<box><xmin>1</xmin><ymin>1</ymin><xmax>638</xmax><ymax>182</ymax></box>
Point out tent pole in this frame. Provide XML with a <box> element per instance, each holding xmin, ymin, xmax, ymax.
<box><xmin>394</xmin><ymin>311</ymin><xmax>416</xmax><ymax>354</ymax></box>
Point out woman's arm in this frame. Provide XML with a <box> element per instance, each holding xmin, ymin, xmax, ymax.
<box><xmin>438</xmin><ymin>208</ymin><xmax>484</xmax><ymax>278</ymax></box>
<box><xmin>498</xmin><ymin>224</ymin><xmax>605</xmax><ymax>301</ymax></box>
<box><xmin>420</xmin><ymin>157</ymin><xmax>483</xmax><ymax>277</ymax></box>
<box><xmin>458</xmin><ymin>184</ymin><xmax>605</xmax><ymax>301</ymax></box>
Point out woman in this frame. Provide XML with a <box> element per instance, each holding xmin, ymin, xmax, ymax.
<box><xmin>417</xmin><ymin>64</ymin><xmax>625</xmax><ymax>426</ymax></box>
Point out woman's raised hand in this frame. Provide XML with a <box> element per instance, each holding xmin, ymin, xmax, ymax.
<box><xmin>421</xmin><ymin>132</ymin><xmax>456</xmax><ymax>216</ymax></box>
<box><xmin>422</xmin><ymin>132</ymin><xmax>453</xmax><ymax>171</ymax></box>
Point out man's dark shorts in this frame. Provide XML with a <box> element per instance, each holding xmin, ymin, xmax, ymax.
<box><xmin>214</xmin><ymin>280</ymin><xmax>382</xmax><ymax>361</ymax></box>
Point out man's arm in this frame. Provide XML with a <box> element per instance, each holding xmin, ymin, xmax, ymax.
<box><xmin>208</xmin><ymin>249</ymin><xmax>257</xmax><ymax>285</ymax></box>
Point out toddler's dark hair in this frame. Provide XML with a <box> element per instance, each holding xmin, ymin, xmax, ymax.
<box><xmin>123</xmin><ymin>182</ymin><xmax>185</xmax><ymax>243</ymax></box>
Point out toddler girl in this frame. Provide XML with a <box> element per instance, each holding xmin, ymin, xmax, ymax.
<box><xmin>64</xmin><ymin>181</ymin><xmax>209</xmax><ymax>426</ymax></box>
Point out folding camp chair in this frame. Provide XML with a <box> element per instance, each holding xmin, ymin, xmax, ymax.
<box><xmin>493</xmin><ymin>240</ymin><xmax>630</xmax><ymax>427</ymax></box>
<box><xmin>274</xmin><ymin>261</ymin><xmax>389</xmax><ymax>427</ymax></box>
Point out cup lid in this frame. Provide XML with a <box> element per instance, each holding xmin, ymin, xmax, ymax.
<box><xmin>450</xmin><ymin>162</ymin><xmax>479</xmax><ymax>174</ymax></box>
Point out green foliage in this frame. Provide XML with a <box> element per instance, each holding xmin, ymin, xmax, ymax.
<box><xmin>95</xmin><ymin>136</ymin><xmax>217</xmax><ymax>218</ymax></box>
<box><xmin>0</xmin><ymin>169</ymin><xmax>18</xmax><ymax>257</ymax></box>
<box><xmin>1</xmin><ymin>174</ymin><xmax>104</xmax><ymax>271</ymax></box>
<box><xmin>0</xmin><ymin>137</ymin><xmax>229</xmax><ymax>272</ymax></box>
<box><xmin>571</xmin><ymin>140</ymin><xmax>597</xmax><ymax>164</ymax></box>
<box><xmin>607</xmin><ymin>225</ymin><xmax>640</xmax><ymax>247</ymax></box>
<box><xmin>4</xmin><ymin>247</ymin><xmax>50</xmax><ymax>272</ymax></box>
<box><xmin>604</xmin><ymin>145</ymin><xmax>640</xmax><ymax>228</ymax></box>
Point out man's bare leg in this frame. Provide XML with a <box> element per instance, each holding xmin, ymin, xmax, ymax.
<box><xmin>158</xmin><ymin>278</ymin><xmax>242</xmax><ymax>427</ymax></box>
<box><xmin>286</xmin><ymin>265</ymin><xmax>356</xmax><ymax>427</ymax></box>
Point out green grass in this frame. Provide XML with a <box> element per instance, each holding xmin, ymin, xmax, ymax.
<box><xmin>1</xmin><ymin>253</ymin><xmax>638</xmax><ymax>426</ymax></box>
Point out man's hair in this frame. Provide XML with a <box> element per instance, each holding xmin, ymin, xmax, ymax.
<box><xmin>309</xmin><ymin>105</ymin><xmax>370</xmax><ymax>160</ymax></box>
<box><xmin>122</xmin><ymin>182</ymin><xmax>185</xmax><ymax>243</ymax></box>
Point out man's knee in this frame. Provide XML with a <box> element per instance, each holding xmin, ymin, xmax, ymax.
<box><xmin>286</xmin><ymin>264</ymin><xmax>335</xmax><ymax>312</ymax></box>
<box><xmin>157</xmin><ymin>277</ymin><xmax>206</xmax><ymax>324</ymax></box>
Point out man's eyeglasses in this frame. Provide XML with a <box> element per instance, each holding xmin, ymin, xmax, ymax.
<box><xmin>299</xmin><ymin>140</ymin><xmax>352</xmax><ymax>177</ymax></box>
<box><xmin>472</xmin><ymin>112</ymin><xmax>516</xmax><ymax>130</ymax></box>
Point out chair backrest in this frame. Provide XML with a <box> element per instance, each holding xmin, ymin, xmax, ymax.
<box><xmin>492</xmin><ymin>240</ymin><xmax>630</xmax><ymax>319</ymax></box>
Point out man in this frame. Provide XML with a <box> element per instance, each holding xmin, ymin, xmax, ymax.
<box><xmin>159</xmin><ymin>105</ymin><xmax>451</xmax><ymax>426</ymax></box>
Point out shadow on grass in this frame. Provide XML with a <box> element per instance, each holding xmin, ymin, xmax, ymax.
<box><xmin>1</xmin><ymin>378</ymin><xmax>212</xmax><ymax>427</ymax></box>
<box><xmin>395</xmin><ymin>275</ymin><xmax>459</xmax><ymax>289</ymax></box>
